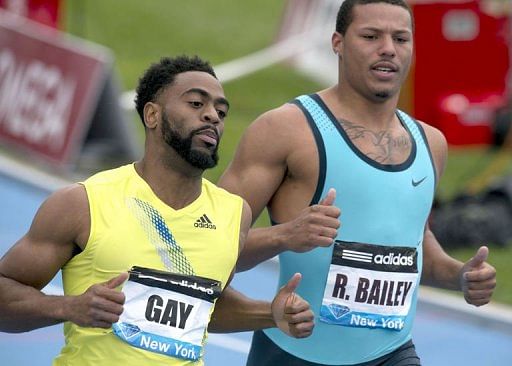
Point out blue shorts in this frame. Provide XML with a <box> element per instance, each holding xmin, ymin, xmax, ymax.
<box><xmin>246</xmin><ymin>330</ymin><xmax>421</xmax><ymax>366</ymax></box>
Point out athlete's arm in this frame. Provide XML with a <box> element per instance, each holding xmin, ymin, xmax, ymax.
<box><xmin>208</xmin><ymin>200</ymin><xmax>314</xmax><ymax>337</ymax></box>
<box><xmin>219</xmin><ymin>105</ymin><xmax>340</xmax><ymax>271</ymax></box>
<box><xmin>209</xmin><ymin>275</ymin><xmax>314</xmax><ymax>338</ymax></box>
<box><xmin>0</xmin><ymin>184</ymin><xmax>126</xmax><ymax>332</ymax></box>
<box><xmin>420</xmin><ymin>122</ymin><xmax>496</xmax><ymax>305</ymax></box>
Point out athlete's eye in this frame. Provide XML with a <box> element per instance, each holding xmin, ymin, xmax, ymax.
<box><xmin>217</xmin><ymin>110</ymin><xmax>227</xmax><ymax>119</ymax></box>
<box><xmin>189</xmin><ymin>101</ymin><xmax>203</xmax><ymax>108</ymax></box>
<box><xmin>394</xmin><ymin>37</ymin><xmax>409</xmax><ymax>43</ymax></box>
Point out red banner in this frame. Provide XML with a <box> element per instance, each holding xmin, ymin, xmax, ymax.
<box><xmin>0</xmin><ymin>9</ymin><xmax>112</xmax><ymax>167</ymax></box>
<box><xmin>0</xmin><ymin>0</ymin><xmax>61</xmax><ymax>28</ymax></box>
<box><xmin>413</xmin><ymin>0</ymin><xmax>510</xmax><ymax>145</ymax></box>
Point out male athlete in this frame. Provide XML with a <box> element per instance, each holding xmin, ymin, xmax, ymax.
<box><xmin>0</xmin><ymin>55</ymin><xmax>314</xmax><ymax>365</ymax></box>
<box><xmin>219</xmin><ymin>1</ymin><xmax>497</xmax><ymax>365</ymax></box>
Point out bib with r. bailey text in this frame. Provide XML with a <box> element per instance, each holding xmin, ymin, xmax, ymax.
<box><xmin>320</xmin><ymin>241</ymin><xmax>418</xmax><ymax>331</ymax></box>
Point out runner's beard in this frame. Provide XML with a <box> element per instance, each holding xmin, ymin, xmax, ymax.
<box><xmin>161</xmin><ymin>112</ymin><xmax>219</xmax><ymax>170</ymax></box>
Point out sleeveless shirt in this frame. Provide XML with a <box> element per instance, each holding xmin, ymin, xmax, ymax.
<box><xmin>53</xmin><ymin>164</ymin><xmax>243</xmax><ymax>366</ymax></box>
<box><xmin>264</xmin><ymin>94</ymin><xmax>436</xmax><ymax>364</ymax></box>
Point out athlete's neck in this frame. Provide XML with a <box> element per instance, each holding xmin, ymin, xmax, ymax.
<box><xmin>134</xmin><ymin>159</ymin><xmax>202</xmax><ymax>210</ymax></box>
<box><xmin>324</xmin><ymin>85</ymin><xmax>400</xmax><ymax>130</ymax></box>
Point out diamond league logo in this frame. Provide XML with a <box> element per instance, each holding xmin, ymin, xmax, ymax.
<box><xmin>327</xmin><ymin>304</ymin><xmax>350</xmax><ymax>319</ymax></box>
<box><xmin>117</xmin><ymin>322</ymin><xmax>141</xmax><ymax>339</ymax></box>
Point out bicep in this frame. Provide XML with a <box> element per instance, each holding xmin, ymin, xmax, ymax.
<box><xmin>0</xmin><ymin>235</ymin><xmax>71</xmax><ymax>290</ymax></box>
<box><xmin>0</xmin><ymin>184</ymin><xmax>89</xmax><ymax>289</ymax></box>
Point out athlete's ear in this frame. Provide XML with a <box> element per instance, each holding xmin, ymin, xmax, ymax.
<box><xmin>332</xmin><ymin>32</ymin><xmax>343</xmax><ymax>58</ymax></box>
<box><xmin>143</xmin><ymin>102</ymin><xmax>160</xmax><ymax>129</ymax></box>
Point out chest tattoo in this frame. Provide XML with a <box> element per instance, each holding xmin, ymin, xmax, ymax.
<box><xmin>339</xmin><ymin>119</ymin><xmax>411</xmax><ymax>164</ymax></box>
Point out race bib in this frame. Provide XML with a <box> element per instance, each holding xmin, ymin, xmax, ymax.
<box><xmin>113</xmin><ymin>266</ymin><xmax>221</xmax><ymax>361</ymax></box>
<box><xmin>320</xmin><ymin>241</ymin><xmax>418</xmax><ymax>331</ymax></box>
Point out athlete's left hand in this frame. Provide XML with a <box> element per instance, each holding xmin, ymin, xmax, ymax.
<box><xmin>460</xmin><ymin>246</ymin><xmax>496</xmax><ymax>306</ymax></box>
<box><xmin>271</xmin><ymin>273</ymin><xmax>314</xmax><ymax>338</ymax></box>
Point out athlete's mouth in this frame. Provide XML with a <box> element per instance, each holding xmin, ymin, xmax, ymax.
<box><xmin>195</xmin><ymin>129</ymin><xmax>218</xmax><ymax>147</ymax></box>
<box><xmin>371</xmin><ymin>61</ymin><xmax>398</xmax><ymax>73</ymax></box>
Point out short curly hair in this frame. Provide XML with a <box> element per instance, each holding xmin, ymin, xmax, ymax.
<box><xmin>335</xmin><ymin>0</ymin><xmax>413</xmax><ymax>35</ymax></box>
<box><xmin>134</xmin><ymin>55</ymin><xmax>217</xmax><ymax>124</ymax></box>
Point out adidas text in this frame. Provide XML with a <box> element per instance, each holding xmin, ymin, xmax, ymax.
<box><xmin>374</xmin><ymin>253</ymin><xmax>413</xmax><ymax>266</ymax></box>
<box><xmin>194</xmin><ymin>222</ymin><xmax>216</xmax><ymax>229</ymax></box>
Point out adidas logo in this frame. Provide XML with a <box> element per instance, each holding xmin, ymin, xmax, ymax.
<box><xmin>194</xmin><ymin>214</ymin><xmax>216</xmax><ymax>230</ymax></box>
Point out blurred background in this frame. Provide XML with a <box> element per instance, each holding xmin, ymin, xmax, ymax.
<box><xmin>0</xmin><ymin>0</ymin><xmax>511</xmax><ymax>364</ymax></box>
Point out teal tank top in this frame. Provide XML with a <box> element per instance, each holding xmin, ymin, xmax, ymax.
<box><xmin>264</xmin><ymin>94</ymin><xmax>436</xmax><ymax>364</ymax></box>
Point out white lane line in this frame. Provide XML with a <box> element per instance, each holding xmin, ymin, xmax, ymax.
<box><xmin>207</xmin><ymin>333</ymin><xmax>251</xmax><ymax>354</ymax></box>
<box><xmin>0</xmin><ymin>154</ymin><xmax>72</xmax><ymax>191</ymax></box>
<box><xmin>419</xmin><ymin>286</ymin><xmax>512</xmax><ymax>327</ymax></box>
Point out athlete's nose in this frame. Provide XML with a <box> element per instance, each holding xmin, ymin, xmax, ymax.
<box><xmin>202</xmin><ymin>104</ymin><xmax>220</xmax><ymax>125</ymax></box>
<box><xmin>378</xmin><ymin>35</ymin><xmax>396</xmax><ymax>58</ymax></box>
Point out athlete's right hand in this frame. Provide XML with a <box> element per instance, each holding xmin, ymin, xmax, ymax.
<box><xmin>282</xmin><ymin>188</ymin><xmax>340</xmax><ymax>253</ymax></box>
<box><xmin>272</xmin><ymin>273</ymin><xmax>314</xmax><ymax>338</ymax></box>
<box><xmin>66</xmin><ymin>272</ymin><xmax>128</xmax><ymax>328</ymax></box>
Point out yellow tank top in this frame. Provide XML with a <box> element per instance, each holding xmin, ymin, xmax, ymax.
<box><xmin>54</xmin><ymin>164</ymin><xmax>242</xmax><ymax>366</ymax></box>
